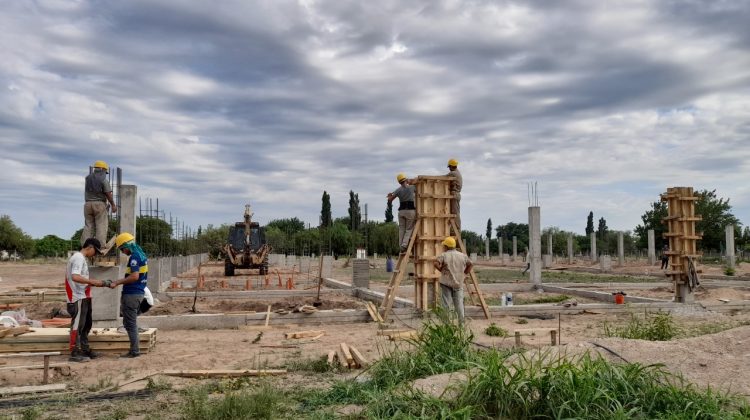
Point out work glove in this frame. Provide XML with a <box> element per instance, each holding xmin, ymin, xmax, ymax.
<box><xmin>102</xmin><ymin>279</ymin><xmax>112</xmax><ymax>288</ymax></box>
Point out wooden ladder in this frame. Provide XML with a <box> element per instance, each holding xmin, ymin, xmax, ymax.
<box><xmin>451</xmin><ymin>219</ymin><xmax>491</xmax><ymax>320</ymax></box>
<box><xmin>380</xmin><ymin>229</ymin><xmax>418</xmax><ymax>321</ymax></box>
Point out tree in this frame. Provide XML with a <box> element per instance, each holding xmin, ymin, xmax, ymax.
<box><xmin>486</xmin><ymin>218</ymin><xmax>492</xmax><ymax>239</ymax></box>
<box><xmin>35</xmin><ymin>235</ymin><xmax>70</xmax><ymax>257</ymax></box>
<box><xmin>329</xmin><ymin>222</ymin><xmax>352</xmax><ymax>258</ymax></box>
<box><xmin>196</xmin><ymin>224</ymin><xmax>231</xmax><ymax>258</ymax></box>
<box><xmin>348</xmin><ymin>191</ymin><xmax>361</xmax><ymax>231</ymax></box>
<box><xmin>266</xmin><ymin>218</ymin><xmax>305</xmax><ymax>235</ymax></box>
<box><xmin>320</xmin><ymin>191</ymin><xmax>332</xmax><ymax>228</ymax></box>
<box><xmin>597</xmin><ymin>217</ymin><xmax>608</xmax><ymax>238</ymax></box>
<box><xmin>695</xmin><ymin>189</ymin><xmax>741</xmax><ymax>252</ymax></box>
<box><xmin>385</xmin><ymin>201</ymin><xmax>394</xmax><ymax>223</ymax></box>
<box><xmin>495</xmin><ymin>222</ymin><xmax>529</xmax><ymax>255</ymax></box>
<box><xmin>460</xmin><ymin>230</ymin><xmax>484</xmax><ymax>255</ymax></box>
<box><xmin>634</xmin><ymin>201</ymin><xmax>668</xmax><ymax>250</ymax></box>
<box><xmin>0</xmin><ymin>215</ymin><xmax>35</xmax><ymax>257</ymax></box>
<box><xmin>585</xmin><ymin>211</ymin><xmax>594</xmax><ymax>236</ymax></box>
<box><xmin>136</xmin><ymin>216</ymin><xmax>173</xmax><ymax>257</ymax></box>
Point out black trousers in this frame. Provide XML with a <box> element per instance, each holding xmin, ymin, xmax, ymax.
<box><xmin>68</xmin><ymin>298</ymin><xmax>93</xmax><ymax>351</ymax></box>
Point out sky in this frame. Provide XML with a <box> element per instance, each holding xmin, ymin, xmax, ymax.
<box><xmin>1</xmin><ymin>0</ymin><xmax>749</xmax><ymax>240</ymax></box>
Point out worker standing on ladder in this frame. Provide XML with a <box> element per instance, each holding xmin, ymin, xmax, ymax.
<box><xmin>387</xmin><ymin>173</ymin><xmax>417</xmax><ymax>253</ymax></box>
<box><xmin>434</xmin><ymin>236</ymin><xmax>472</xmax><ymax>325</ymax></box>
<box><xmin>446</xmin><ymin>159</ymin><xmax>462</xmax><ymax>233</ymax></box>
<box><xmin>82</xmin><ymin>160</ymin><xmax>117</xmax><ymax>247</ymax></box>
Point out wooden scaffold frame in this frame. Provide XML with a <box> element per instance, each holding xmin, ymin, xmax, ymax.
<box><xmin>661</xmin><ymin>187</ymin><xmax>702</xmax><ymax>303</ymax></box>
<box><xmin>380</xmin><ymin>176</ymin><xmax>490</xmax><ymax>320</ymax></box>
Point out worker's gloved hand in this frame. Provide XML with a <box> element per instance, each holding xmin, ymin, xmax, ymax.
<box><xmin>102</xmin><ymin>279</ymin><xmax>112</xmax><ymax>288</ymax></box>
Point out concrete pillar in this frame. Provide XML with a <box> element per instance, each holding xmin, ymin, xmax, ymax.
<box><xmin>90</xmin><ymin>266</ymin><xmax>121</xmax><ymax>324</ymax></box>
<box><xmin>159</xmin><ymin>257</ymin><xmax>172</xmax><ymax>291</ymax></box>
<box><xmin>600</xmin><ymin>255</ymin><xmax>612</xmax><ymax>273</ymax></box>
<box><xmin>647</xmin><ymin>229</ymin><xmax>656</xmax><ymax>265</ymax></box>
<box><xmin>485</xmin><ymin>238</ymin><xmax>490</xmax><ymax>260</ymax></box>
<box><xmin>118</xmin><ymin>185</ymin><xmax>137</xmax><ymax>265</ymax></box>
<box><xmin>170</xmin><ymin>257</ymin><xmax>178</xmax><ymax>277</ymax></box>
<box><xmin>567</xmin><ymin>234</ymin><xmax>573</xmax><ymax>264</ymax></box>
<box><xmin>321</xmin><ymin>256</ymin><xmax>333</xmax><ymax>278</ymax></box>
<box><xmin>726</xmin><ymin>225</ymin><xmax>736</xmax><ymax>269</ymax></box>
<box><xmin>547</xmin><ymin>234</ymin><xmax>553</xmax><ymax>256</ymax></box>
<box><xmin>147</xmin><ymin>257</ymin><xmax>161</xmax><ymax>292</ymax></box>
<box><xmin>528</xmin><ymin>206</ymin><xmax>542</xmax><ymax>288</ymax></box>
<box><xmin>590</xmin><ymin>232</ymin><xmax>597</xmax><ymax>263</ymax></box>
<box><xmin>542</xmin><ymin>255</ymin><xmax>552</xmax><ymax>268</ymax></box>
<box><xmin>498</xmin><ymin>237</ymin><xmax>503</xmax><ymax>257</ymax></box>
<box><xmin>470</xmin><ymin>253</ymin><xmax>478</xmax><ymax>262</ymax></box>
<box><xmin>352</xmin><ymin>259</ymin><xmax>370</xmax><ymax>288</ymax></box>
<box><xmin>617</xmin><ymin>232</ymin><xmax>625</xmax><ymax>266</ymax></box>
<box><xmin>512</xmin><ymin>236</ymin><xmax>518</xmax><ymax>261</ymax></box>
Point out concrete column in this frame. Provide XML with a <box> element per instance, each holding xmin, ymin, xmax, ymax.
<box><xmin>352</xmin><ymin>259</ymin><xmax>370</xmax><ymax>288</ymax></box>
<box><xmin>498</xmin><ymin>237</ymin><xmax>503</xmax><ymax>257</ymax></box>
<box><xmin>726</xmin><ymin>224</ymin><xmax>736</xmax><ymax>269</ymax></box>
<box><xmin>547</xmin><ymin>234</ymin><xmax>553</xmax><ymax>256</ymax></box>
<box><xmin>147</xmin><ymin>257</ymin><xmax>161</xmax><ymax>292</ymax></box>
<box><xmin>512</xmin><ymin>236</ymin><xmax>518</xmax><ymax>261</ymax></box>
<box><xmin>321</xmin><ymin>256</ymin><xmax>333</xmax><ymax>278</ymax></box>
<box><xmin>485</xmin><ymin>238</ymin><xmax>490</xmax><ymax>260</ymax></box>
<box><xmin>590</xmin><ymin>232</ymin><xmax>597</xmax><ymax>263</ymax></box>
<box><xmin>470</xmin><ymin>253</ymin><xmax>478</xmax><ymax>262</ymax></box>
<box><xmin>617</xmin><ymin>232</ymin><xmax>624</xmax><ymax>266</ymax></box>
<box><xmin>647</xmin><ymin>229</ymin><xmax>656</xmax><ymax>265</ymax></box>
<box><xmin>528</xmin><ymin>206</ymin><xmax>542</xmax><ymax>288</ymax></box>
<box><xmin>600</xmin><ymin>255</ymin><xmax>612</xmax><ymax>273</ymax></box>
<box><xmin>90</xmin><ymin>266</ymin><xmax>121</xmax><ymax>324</ymax></box>
<box><xmin>118</xmin><ymin>185</ymin><xmax>137</xmax><ymax>265</ymax></box>
<box><xmin>159</xmin><ymin>257</ymin><xmax>172</xmax><ymax>291</ymax></box>
<box><xmin>567</xmin><ymin>234</ymin><xmax>573</xmax><ymax>264</ymax></box>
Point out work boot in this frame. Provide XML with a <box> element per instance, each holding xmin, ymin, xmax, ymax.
<box><xmin>119</xmin><ymin>351</ymin><xmax>140</xmax><ymax>358</ymax></box>
<box><xmin>69</xmin><ymin>349</ymin><xmax>90</xmax><ymax>363</ymax></box>
<box><xmin>82</xmin><ymin>348</ymin><xmax>101</xmax><ymax>359</ymax></box>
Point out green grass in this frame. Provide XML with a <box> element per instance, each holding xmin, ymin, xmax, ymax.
<box><xmin>603</xmin><ymin>311</ymin><xmax>680</xmax><ymax>341</ymax></box>
<box><xmin>483</xmin><ymin>323</ymin><xmax>508</xmax><ymax>337</ymax></box>
<box><xmin>285</xmin><ymin>355</ymin><xmax>337</xmax><ymax>373</ymax></box>
<box><xmin>181</xmin><ymin>382</ymin><xmax>282</xmax><ymax>420</ymax></box>
<box><xmin>474</xmin><ymin>267</ymin><xmax>661</xmax><ymax>284</ymax></box>
<box><xmin>725</xmin><ymin>266</ymin><xmax>736</xmax><ymax>276</ymax></box>
<box><xmin>515</xmin><ymin>293</ymin><xmax>571</xmax><ymax>305</ymax></box>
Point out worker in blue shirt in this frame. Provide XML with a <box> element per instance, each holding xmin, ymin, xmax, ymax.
<box><xmin>110</xmin><ymin>232</ymin><xmax>148</xmax><ymax>358</ymax></box>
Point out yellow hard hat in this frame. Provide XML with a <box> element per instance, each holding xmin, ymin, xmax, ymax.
<box><xmin>396</xmin><ymin>173</ymin><xmax>406</xmax><ymax>183</ymax></box>
<box><xmin>442</xmin><ymin>236</ymin><xmax>456</xmax><ymax>248</ymax></box>
<box><xmin>447</xmin><ymin>158</ymin><xmax>458</xmax><ymax>167</ymax></box>
<box><xmin>116</xmin><ymin>232</ymin><xmax>135</xmax><ymax>248</ymax></box>
<box><xmin>93</xmin><ymin>160</ymin><xmax>109</xmax><ymax>171</ymax></box>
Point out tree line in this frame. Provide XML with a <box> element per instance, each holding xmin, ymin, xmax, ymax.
<box><xmin>1</xmin><ymin>188</ymin><xmax>746</xmax><ymax>260</ymax></box>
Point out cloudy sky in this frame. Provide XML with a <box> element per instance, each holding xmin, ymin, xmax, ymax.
<box><xmin>1</xmin><ymin>0</ymin><xmax>749</xmax><ymax>240</ymax></box>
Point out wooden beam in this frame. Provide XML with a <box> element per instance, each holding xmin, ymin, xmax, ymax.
<box><xmin>0</xmin><ymin>383</ymin><xmax>67</xmax><ymax>396</ymax></box>
<box><xmin>349</xmin><ymin>346</ymin><xmax>369</xmax><ymax>368</ymax></box>
<box><xmin>339</xmin><ymin>343</ymin><xmax>355</xmax><ymax>367</ymax></box>
<box><xmin>284</xmin><ymin>330</ymin><xmax>325</xmax><ymax>339</ymax></box>
<box><xmin>162</xmin><ymin>369</ymin><xmax>286</xmax><ymax>378</ymax></box>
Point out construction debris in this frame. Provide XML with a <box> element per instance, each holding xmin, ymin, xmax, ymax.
<box><xmin>326</xmin><ymin>342</ymin><xmax>367</xmax><ymax>369</ymax></box>
<box><xmin>285</xmin><ymin>330</ymin><xmax>325</xmax><ymax>339</ymax></box>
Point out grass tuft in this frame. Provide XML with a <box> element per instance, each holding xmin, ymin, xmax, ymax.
<box><xmin>603</xmin><ymin>311</ymin><xmax>679</xmax><ymax>341</ymax></box>
<box><xmin>483</xmin><ymin>323</ymin><xmax>508</xmax><ymax>337</ymax></box>
<box><xmin>181</xmin><ymin>382</ymin><xmax>282</xmax><ymax>420</ymax></box>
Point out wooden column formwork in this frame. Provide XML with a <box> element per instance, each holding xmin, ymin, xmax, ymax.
<box><xmin>661</xmin><ymin>187</ymin><xmax>702</xmax><ymax>303</ymax></box>
<box><xmin>414</xmin><ymin>176</ymin><xmax>454</xmax><ymax>310</ymax></box>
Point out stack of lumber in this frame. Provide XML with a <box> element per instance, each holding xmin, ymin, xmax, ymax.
<box><xmin>327</xmin><ymin>342</ymin><xmax>368</xmax><ymax>369</ymax></box>
<box><xmin>0</xmin><ymin>326</ymin><xmax>31</xmax><ymax>338</ymax></box>
<box><xmin>0</xmin><ymin>328</ymin><xmax>157</xmax><ymax>354</ymax></box>
<box><xmin>364</xmin><ymin>302</ymin><xmax>383</xmax><ymax>322</ymax></box>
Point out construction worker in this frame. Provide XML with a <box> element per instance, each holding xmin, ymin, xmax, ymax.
<box><xmin>82</xmin><ymin>160</ymin><xmax>117</xmax><ymax>247</ymax></box>
<box><xmin>434</xmin><ymin>236</ymin><xmax>472</xmax><ymax>325</ymax></box>
<box><xmin>446</xmin><ymin>158</ymin><xmax>462</xmax><ymax>233</ymax></box>
<box><xmin>109</xmin><ymin>233</ymin><xmax>148</xmax><ymax>358</ymax></box>
<box><xmin>387</xmin><ymin>173</ymin><xmax>416</xmax><ymax>253</ymax></box>
<box><xmin>66</xmin><ymin>238</ymin><xmax>112</xmax><ymax>362</ymax></box>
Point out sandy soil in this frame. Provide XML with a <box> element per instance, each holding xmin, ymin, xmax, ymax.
<box><xmin>0</xmin><ymin>261</ymin><xmax>66</xmax><ymax>292</ymax></box>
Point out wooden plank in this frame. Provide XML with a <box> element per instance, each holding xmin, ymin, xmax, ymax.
<box><xmin>327</xmin><ymin>350</ymin><xmax>336</xmax><ymax>367</ymax></box>
<box><xmin>0</xmin><ymin>362</ymin><xmax>68</xmax><ymax>371</ymax></box>
<box><xmin>0</xmin><ymin>352</ymin><xmax>61</xmax><ymax>358</ymax></box>
<box><xmin>162</xmin><ymin>369</ymin><xmax>286</xmax><ymax>378</ymax></box>
<box><xmin>284</xmin><ymin>330</ymin><xmax>325</xmax><ymax>339</ymax></box>
<box><xmin>388</xmin><ymin>331</ymin><xmax>418</xmax><ymax>341</ymax></box>
<box><xmin>349</xmin><ymin>346</ymin><xmax>369</xmax><ymax>368</ymax></box>
<box><xmin>0</xmin><ymin>383</ymin><xmax>67</xmax><ymax>396</ymax></box>
<box><xmin>264</xmin><ymin>305</ymin><xmax>272</xmax><ymax>327</ymax></box>
<box><xmin>340</xmin><ymin>343</ymin><xmax>355</xmax><ymax>367</ymax></box>
<box><xmin>335</xmin><ymin>348</ymin><xmax>349</xmax><ymax>369</ymax></box>
<box><xmin>376</xmin><ymin>329</ymin><xmax>413</xmax><ymax>336</ymax></box>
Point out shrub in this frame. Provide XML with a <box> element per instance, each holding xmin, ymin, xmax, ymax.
<box><xmin>603</xmin><ymin>312</ymin><xmax>679</xmax><ymax>341</ymax></box>
<box><xmin>484</xmin><ymin>323</ymin><xmax>508</xmax><ymax>337</ymax></box>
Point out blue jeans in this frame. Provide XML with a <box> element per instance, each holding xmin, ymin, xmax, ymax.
<box><xmin>121</xmin><ymin>294</ymin><xmax>144</xmax><ymax>354</ymax></box>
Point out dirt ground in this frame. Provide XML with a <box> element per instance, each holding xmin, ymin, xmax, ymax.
<box><xmin>3</xmin><ymin>260</ymin><xmax>750</xmax><ymax>417</ymax></box>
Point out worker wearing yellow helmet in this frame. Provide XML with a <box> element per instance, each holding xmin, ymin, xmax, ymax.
<box><xmin>434</xmin><ymin>236</ymin><xmax>472</xmax><ymax>325</ymax></box>
<box><xmin>108</xmin><ymin>232</ymin><xmax>149</xmax><ymax>358</ymax></box>
<box><xmin>387</xmin><ymin>173</ymin><xmax>417</xmax><ymax>253</ymax></box>
<box><xmin>82</xmin><ymin>160</ymin><xmax>117</xmax><ymax>248</ymax></box>
<box><xmin>445</xmin><ymin>158</ymin><xmax>462</xmax><ymax>233</ymax></box>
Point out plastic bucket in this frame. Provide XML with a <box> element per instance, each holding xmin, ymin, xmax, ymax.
<box><xmin>386</xmin><ymin>258</ymin><xmax>394</xmax><ymax>273</ymax></box>
<box><xmin>613</xmin><ymin>293</ymin><xmax>625</xmax><ymax>304</ymax></box>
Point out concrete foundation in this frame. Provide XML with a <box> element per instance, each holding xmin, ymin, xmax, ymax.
<box><xmin>647</xmin><ymin>229</ymin><xmax>656</xmax><ymax>265</ymax></box>
<box><xmin>617</xmin><ymin>232</ymin><xmax>624</xmax><ymax>266</ymax></box>
<box><xmin>528</xmin><ymin>207</ymin><xmax>541</xmax><ymax>288</ymax></box>
<box><xmin>90</xmin><ymin>266</ymin><xmax>121</xmax><ymax>322</ymax></box>
<box><xmin>590</xmin><ymin>232</ymin><xmax>597</xmax><ymax>263</ymax></box>
<box><xmin>726</xmin><ymin>225</ymin><xmax>736</xmax><ymax>269</ymax></box>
